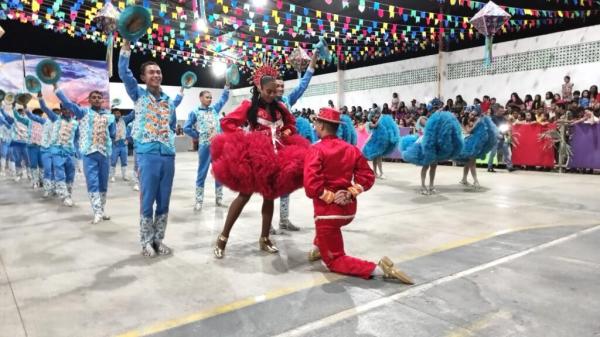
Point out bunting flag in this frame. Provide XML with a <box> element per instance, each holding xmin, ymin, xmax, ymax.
<box><xmin>0</xmin><ymin>0</ymin><xmax>597</xmax><ymax>70</ymax></box>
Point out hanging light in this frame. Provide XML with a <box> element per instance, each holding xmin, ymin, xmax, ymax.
<box><xmin>252</xmin><ymin>0</ymin><xmax>266</xmax><ymax>7</ymax></box>
<box><xmin>212</xmin><ymin>60</ymin><xmax>227</xmax><ymax>77</ymax></box>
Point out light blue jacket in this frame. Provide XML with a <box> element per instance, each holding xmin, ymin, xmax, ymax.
<box><xmin>183</xmin><ymin>87</ymin><xmax>230</xmax><ymax>145</ymax></box>
<box><xmin>37</xmin><ymin>98</ymin><xmax>59</xmax><ymax>149</ymax></box>
<box><xmin>118</xmin><ymin>50</ymin><xmax>178</xmax><ymax>156</ymax></box>
<box><xmin>56</xmin><ymin>89</ymin><xmax>116</xmax><ymax>156</ymax></box>
<box><xmin>278</xmin><ymin>67</ymin><xmax>315</xmax><ymax>111</ymax></box>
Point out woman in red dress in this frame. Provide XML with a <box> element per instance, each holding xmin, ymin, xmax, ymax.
<box><xmin>210</xmin><ymin>62</ymin><xmax>310</xmax><ymax>259</ymax></box>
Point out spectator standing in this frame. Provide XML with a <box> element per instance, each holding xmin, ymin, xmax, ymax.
<box><xmin>561</xmin><ymin>76</ymin><xmax>574</xmax><ymax>101</ymax></box>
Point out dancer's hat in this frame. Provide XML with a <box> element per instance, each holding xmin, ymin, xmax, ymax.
<box><xmin>312</xmin><ymin>107</ymin><xmax>341</xmax><ymax>124</ymax></box>
<box><xmin>16</xmin><ymin>92</ymin><xmax>32</xmax><ymax>106</ymax></box>
<box><xmin>36</xmin><ymin>59</ymin><xmax>62</xmax><ymax>84</ymax></box>
<box><xmin>118</xmin><ymin>5</ymin><xmax>151</xmax><ymax>42</ymax></box>
<box><xmin>181</xmin><ymin>71</ymin><xmax>197</xmax><ymax>88</ymax></box>
<box><xmin>4</xmin><ymin>92</ymin><xmax>15</xmax><ymax>105</ymax></box>
<box><xmin>226</xmin><ymin>64</ymin><xmax>240</xmax><ymax>86</ymax></box>
<box><xmin>25</xmin><ymin>75</ymin><xmax>42</xmax><ymax>94</ymax></box>
<box><xmin>314</xmin><ymin>36</ymin><xmax>332</xmax><ymax>63</ymax></box>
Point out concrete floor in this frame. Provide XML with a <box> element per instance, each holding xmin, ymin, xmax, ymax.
<box><xmin>0</xmin><ymin>152</ymin><xmax>599</xmax><ymax>337</ymax></box>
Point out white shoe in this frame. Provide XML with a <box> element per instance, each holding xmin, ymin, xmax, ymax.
<box><xmin>110</xmin><ymin>176</ymin><xmax>116</xmax><ymax>183</ymax></box>
<box><xmin>133</xmin><ymin>184</ymin><xmax>139</xmax><ymax>191</ymax></box>
<box><xmin>459</xmin><ymin>180</ymin><xmax>471</xmax><ymax>186</ymax></box>
<box><xmin>122</xmin><ymin>175</ymin><xmax>130</xmax><ymax>181</ymax></box>
<box><xmin>63</xmin><ymin>198</ymin><xmax>73</xmax><ymax>207</ymax></box>
<box><xmin>193</xmin><ymin>202</ymin><xmax>203</xmax><ymax>212</ymax></box>
<box><xmin>92</xmin><ymin>214</ymin><xmax>102</xmax><ymax>224</ymax></box>
<box><xmin>142</xmin><ymin>243</ymin><xmax>156</xmax><ymax>258</ymax></box>
<box><xmin>14</xmin><ymin>176</ymin><xmax>21</xmax><ymax>183</ymax></box>
<box><xmin>43</xmin><ymin>191</ymin><xmax>50</xmax><ymax>198</ymax></box>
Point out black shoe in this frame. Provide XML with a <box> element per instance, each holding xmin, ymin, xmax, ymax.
<box><xmin>487</xmin><ymin>168</ymin><xmax>496</xmax><ymax>173</ymax></box>
<box><xmin>508</xmin><ymin>167</ymin><xmax>515</xmax><ymax>172</ymax></box>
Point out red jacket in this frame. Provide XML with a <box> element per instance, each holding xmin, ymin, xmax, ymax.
<box><xmin>304</xmin><ymin>135</ymin><xmax>375</xmax><ymax>219</ymax></box>
<box><xmin>220</xmin><ymin>99</ymin><xmax>296</xmax><ymax>137</ymax></box>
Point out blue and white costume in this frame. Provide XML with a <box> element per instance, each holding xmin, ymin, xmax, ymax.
<box><xmin>35</xmin><ymin>98</ymin><xmax>59</xmax><ymax>196</ymax></box>
<box><xmin>277</xmin><ymin>66</ymin><xmax>315</xmax><ymax>230</ymax></box>
<box><xmin>12</xmin><ymin>108</ymin><xmax>46</xmax><ymax>188</ymax></box>
<box><xmin>48</xmin><ymin>109</ymin><xmax>79</xmax><ymax>204</ymax></box>
<box><xmin>119</xmin><ymin>49</ymin><xmax>179</xmax><ymax>250</ymax></box>
<box><xmin>183</xmin><ymin>86</ymin><xmax>230</xmax><ymax>209</ymax></box>
<box><xmin>110</xmin><ymin>113</ymin><xmax>131</xmax><ymax>181</ymax></box>
<box><xmin>0</xmin><ymin>113</ymin><xmax>12</xmax><ymax>176</ymax></box>
<box><xmin>0</xmin><ymin>106</ymin><xmax>30</xmax><ymax>180</ymax></box>
<box><xmin>56</xmin><ymin>89</ymin><xmax>116</xmax><ymax>220</ymax></box>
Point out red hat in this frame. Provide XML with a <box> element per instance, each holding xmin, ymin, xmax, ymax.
<box><xmin>313</xmin><ymin>107</ymin><xmax>341</xmax><ymax>124</ymax></box>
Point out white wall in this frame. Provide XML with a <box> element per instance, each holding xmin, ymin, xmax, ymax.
<box><xmin>443</xmin><ymin>25</ymin><xmax>600</xmax><ymax>103</ymax></box>
<box><xmin>225</xmin><ymin>24</ymin><xmax>600</xmax><ymax>112</ymax></box>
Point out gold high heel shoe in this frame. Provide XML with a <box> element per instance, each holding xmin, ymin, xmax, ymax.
<box><xmin>259</xmin><ymin>237</ymin><xmax>279</xmax><ymax>254</ymax></box>
<box><xmin>378</xmin><ymin>256</ymin><xmax>414</xmax><ymax>285</ymax></box>
<box><xmin>213</xmin><ymin>234</ymin><xmax>228</xmax><ymax>259</ymax></box>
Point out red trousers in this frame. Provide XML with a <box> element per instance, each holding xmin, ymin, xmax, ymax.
<box><xmin>314</xmin><ymin>217</ymin><xmax>377</xmax><ymax>279</ymax></box>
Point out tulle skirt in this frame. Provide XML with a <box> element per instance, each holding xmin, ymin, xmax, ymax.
<box><xmin>211</xmin><ymin>132</ymin><xmax>310</xmax><ymax>200</ymax></box>
<box><xmin>336</xmin><ymin>114</ymin><xmax>358</xmax><ymax>146</ymax></box>
<box><xmin>401</xmin><ymin>111</ymin><xmax>464</xmax><ymax>166</ymax></box>
<box><xmin>455</xmin><ymin>116</ymin><xmax>499</xmax><ymax>162</ymax></box>
<box><xmin>362</xmin><ymin>115</ymin><xmax>400</xmax><ymax>160</ymax></box>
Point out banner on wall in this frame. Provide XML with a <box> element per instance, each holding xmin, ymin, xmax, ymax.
<box><xmin>0</xmin><ymin>52</ymin><xmax>109</xmax><ymax>109</ymax></box>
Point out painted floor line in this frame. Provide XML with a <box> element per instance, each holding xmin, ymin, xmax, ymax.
<box><xmin>113</xmin><ymin>224</ymin><xmax>591</xmax><ymax>337</ymax></box>
<box><xmin>273</xmin><ymin>224</ymin><xmax>600</xmax><ymax>337</ymax></box>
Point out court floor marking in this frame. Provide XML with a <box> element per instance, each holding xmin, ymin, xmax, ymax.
<box><xmin>114</xmin><ymin>224</ymin><xmax>594</xmax><ymax>337</ymax></box>
<box><xmin>273</xmin><ymin>224</ymin><xmax>600</xmax><ymax>337</ymax></box>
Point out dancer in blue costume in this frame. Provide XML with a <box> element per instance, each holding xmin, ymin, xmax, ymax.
<box><xmin>119</xmin><ymin>39</ymin><xmax>180</xmax><ymax>257</ymax></box>
<box><xmin>54</xmin><ymin>82</ymin><xmax>116</xmax><ymax>224</ymax></box>
<box><xmin>272</xmin><ymin>49</ymin><xmax>319</xmax><ymax>233</ymax></box>
<box><xmin>455</xmin><ymin>107</ymin><xmax>498</xmax><ymax>189</ymax></box>
<box><xmin>0</xmin><ymin>112</ymin><xmax>12</xmax><ymax>177</ymax></box>
<box><xmin>294</xmin><ymin>110</ymin><xmax>317</xmax><ymax>143</ymax></box>
<box><xmin>35</xmin><ymin>93</ymin><xmax>60</xmax><ymax>198</ymax></box>
<box><xmin>401</xmin><ymin>99</ymin><xmax>463</xmax><ymax>195</ymax></box>
<box><xmin>1</xmin><ymin>104</ymin><xmax>30</xmax><ymax>182</ymax></box>
<box><xmin>362</xmin><ymin>107</ymin><xmax>399</xmax><ymax>179</ymax></box>
<box><xmin>183</xmin><ymin>82</ymin><xmax>230</xmax><ymax>212</ymax></box>
<box><xmin>336</xmin><ymin>113</ymin><xmax>357</xmax><ymax>145</ymax></box>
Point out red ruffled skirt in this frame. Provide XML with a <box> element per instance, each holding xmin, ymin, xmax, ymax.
<box><xmin>210</xmin><ymin>132</ymin><xmax>310</xmax><ymax>200</ymax></box>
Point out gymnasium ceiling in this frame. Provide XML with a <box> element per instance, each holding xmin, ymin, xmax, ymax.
<box><xmin>0</xmin><ymin>0</ymin><xmax>599</xmax><ymax>87</ymax></box>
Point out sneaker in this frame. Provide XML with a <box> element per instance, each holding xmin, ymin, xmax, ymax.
<box><xmin>193</xmin><ymin>202</ymin><xmax>203</xmax><ymax>212</ymax></box>
<box><xmin>473</xmin><ymin>182</ymin><xmax>482</xmax><ymax>190</ymax></box>
<box><xmin>459</xmin><ymin>180</ymin><xmax>471</xmax><ymax>186</ymax></box>
<box><xmin>508</xmin><ymin>167</ymin><xmax>516</xmax><ymax>172</ymax></box>
<box><xmin>14</xmin><ymin>176</ymin><xmax>21</xmax><ymax>183</ymax></box>
<box><xmin>487</xmin><ymin>168</ymin><xmax>496</xmax><ymax>173</ymax></box>
<box><xmin>101</xmin><ymin>213</ymin><xmax>111</xmax><ymax>221</ymax></box>
<box><xmin>428</xmin><ymin>187</ymin><xmax>437</xmax><ymax>195</ymax></box>
<box><xmin>142</xmin><ymin>243</ymin><xmax>156</xmax><ymax>258</ymax></box>
<box><xmin>133</xmin><ymin>184</ymin><xmax>139</xmax><ymax>191</ymax></box>
<box><xmin>122</xmin><ymin>176</ymin><xmax>130</xmax><ymax>181</ymax></box>
<box><xmin>42</xmin><ymin>191</ymin><xmax>50</xmax><ymax>198</ymax></box>
<box><xmin>110</xmin><ymin>176</ymin><xmax>116</xmax><ymax>183</ymax></box>
<box><xmin>420</xmin><ymin>188</ymin><xmax>430</xmax><ymax>196</ymax></box>
<box><xmin>63</xmin><ymin>198</ymin><xmax>74</xmax><ymax>207</ymax></box>
<box><xmin>215</xmin><ymin>199</ymin><xmax>228</xmax><ymax>208</ymax></box>
<box><xmin>279</xmin><ymin>219</ymin><xmax>300</xmax><ymax>231</ymax></box>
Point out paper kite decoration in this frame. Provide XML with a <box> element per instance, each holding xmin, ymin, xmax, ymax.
<box><xmin>287</xmin><ymin>47</ymin><xmax>311</xmax><ymax>73</ymax></box>
<box><xmin>469</xmin><ymin>1</ymin><xmax>511</xmax><ymax>67</ymax></box>
<box><xmin>94</xmin><ymin>2</ymin><xmax>120</xmax><ymax>77</ymax></box>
